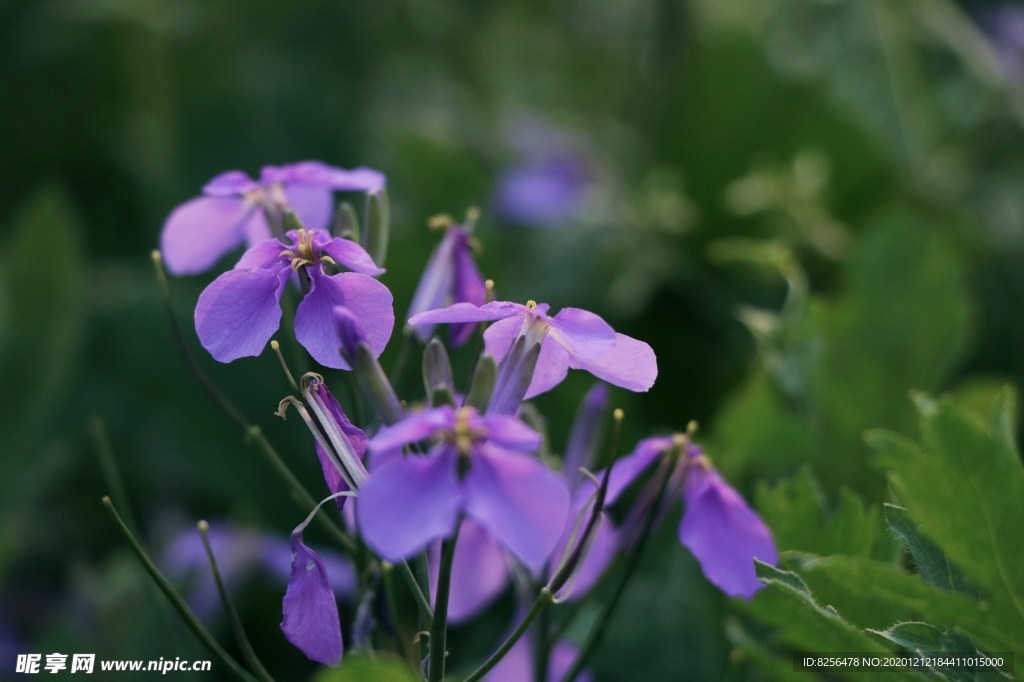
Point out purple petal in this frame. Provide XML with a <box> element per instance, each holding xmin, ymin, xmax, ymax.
<box><xmin>369</xmin><ymin>406</ymin><xmax>454</xmax><ymax>453</ymax></box>
<box><xmin>320</xmin><ymin>237</ymin><xmax>385</xmax><ymax>275</ymax></box>
<box><xmin>525</xmin><ymin>337</ymin><xmax>572</xmax><ymax>399</ymax></box>
<box><xmin>429</xmin><ymin>518</ymin><xmax>509</xmax><ymax>623</ymax></box>
<box><xmin>242</xmin><ymin>209</ymin><xmax>274</xmax><ymax>246</ymax></box>
<box><xmin>160</xmin><ymin>196</ymin><xmax>251</xmax><ymax>275</ymax></box>
<box><xmin>333</xmin><ymin>306</ymin><xmax>370</xmax><ymax>361</ymax></box>
<box><xmin>235</xmin><ymin>237</ymin><xmax>288</xmax><ymax>270</ymax></box>
<box><xmin>548</xmin><ymin>308</ymin><xmax>617</xmax><ymax>363</ymax></box>
<box><xmin>203</xmin><ymin>170</ymin><xmax>258</xmax><ymax>196</ymax></box>
<box><xmin>269</xmin><ymin>162</ymin><xmax>386</xmax><ymax>193</ymax></box>
<box><xmin>407</xmin><ymin>232</ymin><xmax>460</xmax><ymax>341</ymax></box>
<box><xmin>294</xmin><ymin>271</ymin><xmax>394</xmax><ymax>369</ymax></box>
<box><xmin>358</xmin><ymin>450</ymin><xmax>462</xmax><ymax>561</ymax></box>
<box><xmin>312</xmin><ymin>380</ymin><xmax>370</xmax><ymax>456</ymax></box>
<box><xmin>195</xmin><ymin>265</ymin><xmax>290</xmax><ymax>362</ymax></box>
<box><xmin>315</xmin><ymin>441</ymin><xmax>350</xmax><ymax>510</ymax></box>
<box><xmin>284</xmin><ymin>184</ymin><xmax>333</xmax><ymax>232</ymax></box>
<box><xmin>464</xmin><ymin>445</ymin><xmax>570</xmax><ymax>572</ymax></box>
<box><xmin>570</xmin><ymin>333</ymin><xmax>657</xmax><ymax>393</ymax></box>
<box><xmin>482</xmin><ymin>317</ymin><xmax>523</xmax><ymax>362</ymax></box>
<box><xmin>601</xmin><ymin>437</ymin><xmax>671</xmax><ymax>504</ymax></box>
<box><xmin>679</xmin><ymin>467</ymin><xmax>777</xmax><ymax>599</ymax></box>
<box><xmin>563</xmin><ymin>383</ymin><xmax>610</xmax><ymax>483</ymax></box>
<box><xmin>281</xmin><ymin>534</ymin><xmax>344</xmax><ymax>666</ymax></box>
<box><xmin>479</xmin><ymin>414</ymin><xmax>541</xmax><ymax>452</ymax></box>
<box><xmin>558</xmin><ymin>510</ymin><xmax>617</xmax><ymax>599</ymax></box>
<box><xmin>449</xmin><ymin>231</ymin><xmax>488</xmax><ymax>346</ymax></box>
<box><xmin>410</xmin><ymin>301</ymin><xmax>526</xmax><ymax>327</ymax></box>
<box><xmin>486</xmin><ymin>636</ymin><xmax>591</xmax><ymax>682</ymax></box>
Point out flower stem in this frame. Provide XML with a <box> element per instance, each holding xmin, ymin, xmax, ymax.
<box><xmin>397</xmin><ymin>560</ymin><xmax>433</xmax><ymax>620</ymax></box>
<box><xmin>414</xmin><ymin>554</ymin><xmax>432</xmax><ymax>663</ymax></box>
<box><xmin>462</xmin><ymin>588</ymin><xmax>554</xmax><ymax>682</ymax></box>
<box><xmin>428</xmin><ymin>519</ymin><xmax>462</xmax><ymax>682</ymax></box>
<box><xmin>198</xmin><ymin>521</ymin><xmax>276</xmax><ymax>682</ymax></box>
<box><xmin>559</xmin><ymin>458</ymin><xmax>676</xmax><ymax>682</ymax></box>
<box><xmin>102</xmin><ymin>497</ymin><xmax>257</xmax><ymax>682</ymax></box>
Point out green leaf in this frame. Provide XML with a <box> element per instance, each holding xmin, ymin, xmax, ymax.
<box><xmin>868</xmin><ymin>396</ymin><xmax>1024</xmax><ymax>646</ymax></box>
<box><xmin>869</xmin><ymin>623</ymin><xmax>1015</xmax><ymax>682</ymax></box>
<box><xmin>785</xmin><ymin>553</ymin><xmax>1015</xmax><ymax>653</ymax></box>
<box><xmin>883</xmin><ymin>504</ymin><xmax>977</xmax><ymax>596</ymax></box>
<box><xmin>755</xmin><ymin>468</ymin><xmax>880</xmax><ymax>558</ymax></box>
<box><xmin>313</xmin><ymin>654</ymin><xmax>420</xmax><ymax>682</ymax></box>
<box><xmin>751</xmin><ymin>561</ymin><xmax>898</xmax><ymax>659</ymax></box>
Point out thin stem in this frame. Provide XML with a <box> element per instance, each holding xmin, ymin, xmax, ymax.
<box><xmin>198</xmin><ymin>521</ymin><xmax>276</xmax><ymax>682</ymax></box>
<box><xmin>428</xmin><ymin>519</ymin><xmax>462</xmax><ymax>682</ymax></box>
<box><xmin>560</xmin><ymin>457</ymin><xmax>676</xmax><ymax>682</ymax></box>
<box><xmin>90</xmin><ymin>417</ymin><xmax>139</xmax><ymax>536</ymax></box>
<box><xmin>397</xmin><ymin>560</ymin><xmax>433</xmax><ymax>619</ymax></box>
<box><xmin>102</xmin><ymin>497</ymin><xmax>257</xmax><ymax>682</ymax></box>
<box><xmin>414</xmin><ymin>555</ymin><xmax>432</xmax><ymax>664</ymax></box>
<box><xmin>462</xmin><ymin>588</ymin><xmax>554</xmax><ymax>682</ymax></box>
<box><xmin>381</xmin><ymin>563</ymin><xmax>412</xmax><ymax>663</ymax></box>
<box><xmin>532</xmin><ymin>599</ymin><xmax>551</xmax><ymax>682</ymax></box>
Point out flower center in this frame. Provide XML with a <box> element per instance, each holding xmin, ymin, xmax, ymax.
<box><xmin>279</xmin><ymin>229</ymin><xmax>336</xmax><ymax>272</ymax></box>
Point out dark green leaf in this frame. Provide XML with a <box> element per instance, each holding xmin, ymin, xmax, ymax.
<box><xmin>883</xmin><ymin>504</ymin><xmax>978</xmax><ymax>596</ymax></box>
<box><xmin>869</xmin><ymin>623</ymin><xmax>1015</xmax><ymax>682</ymax></box>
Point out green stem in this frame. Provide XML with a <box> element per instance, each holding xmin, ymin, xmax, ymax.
<box><xmin>198</xmin><ymin>521</ymin><xmax>276</xmax><ymax>682</ymax></box>
<box><xmin>102</xmin><ymin>498</ymin><xmax>257</xmax><ymax>682</ymax></box>
<box><xmin>462</xmin><ymin>588</ymin><xmax>554</xmax><ymax>682</ymax></box>
<box><xmin>560</xmin><ymin>460</ymin><xmax>675</xmax><ymax>682</ymax></box>
<box><xmin>428</xmin><ymin>520</ymin><xmax>462</xmax><ymax>682</ymax></box>
<box><xmin>397</xmin><ymin>560</ymin><xmax>433</xmax><ymax>619</ymax></box>
<box><xmin>90</xmin><ymin>417</ymin><xmax>139</xmax><ymax>536</ymax></box>
<box><xmin>414</xmin><ymin>555</ymin><xmax>432</xmax><ymax>663</ymax></box>
<box><xmin>532</xmin><ymin>598</ymin><xmax>551</xmax><ymax>682</ymax></box>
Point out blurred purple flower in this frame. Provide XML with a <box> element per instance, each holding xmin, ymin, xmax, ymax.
<box><xmin>161</xmin><ymin>161</ymin><xmax>385</xmax><ymax>275</ymax></box>
<box><xmin>408</xmin><ymin>223</ymin><xmax>488</xmax><ymax>346</ymax></box>
<box><xmin>357</xmin><ymin>405</ymin><xmax>570</xmax><ymax>572</ymax></box>
<box><xmin>195</xmin><ymin>228</ymin><xmax>392</xmax><ymax>367</ymax></box>
<box><xmin>160</xmin><ymin>521</ymin><xmax>355</xmax><ymax>623</ymax></box>
<box><xmin>486</xmin><ymin>628</ymin><xmax>591</xmax><ymax>682</ymax></box>
<box><xmin>493</xmin><ymin>155</ymin><xmax>592</xmax><ymax>228</ymax></box>
<box><xmin>604</xmin><ymin>437</ymin><xmax>778</xmax><ymax>599</ymax></box>
<box><xmin>409</xmin><ymin>300</ymin><xmax>656</xmax><ymax>407</ymax></box>
<box><xmin>427</xmin><ymin>518</ymin><xmax>511</xmax><ymax>624</ymax></box>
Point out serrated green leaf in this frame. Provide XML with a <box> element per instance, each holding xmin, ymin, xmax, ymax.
<box><xmin>883</xmin><ymin>504</ymin><xmax>978</xmax><ymax>596</ymax></box>
<box><xmin>752</xmin><ymin>561</ymin><xmax>896</xmax><ymax>658</ymax></box>
<box><xmin>785</xmin><ymin>553</ymin><xmax>1015</xmax><ymax>653</ymax></box>
<box><xmin>312</xmin><ymin>654</ymin><xmax>420</xmax><ymax>682</ymax></box>
<box><xmin>869</xmin><ymin>397</ymin><xmax>1024</xmax><ymax>646</ymax></box>
<box><xmin>869</xmin><ymin>623</ymin><xmax>1015</xmax><ymax>682</ymax></box>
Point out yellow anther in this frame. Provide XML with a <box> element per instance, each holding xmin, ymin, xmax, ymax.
<box><xmin>613</xmin><ymin>408</ymin><xmax>624</xmax><ymax>423</ymax></box>
<box><xmin>280</xmin><ymin>229</ymin><xmax>319</xmax><ymax>271</ymax></box>
<box><xmin>686</xmin><ymin>420</ymin><xmax>699</xmax><ymax>436</ymax></box>
<box><xmin>428</xmin><ymin>213</ymin><xmax>454</xmax><ymax>230</ymax></box>
<box><xmin>526</xmin><ymin>300</ymin><xmax>537</xmax><ymax>310</ymax></box>
<box><xmin>672</xmin><ymin>433</ymin><xmax>688</xmax><ymax>449</ymax></box>
<box><xmin>466</xmin><ymin>206</ymin><xmax>481</xmax><ymax>222</ymax></box>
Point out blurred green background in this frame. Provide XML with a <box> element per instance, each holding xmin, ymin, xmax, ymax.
<box><xmin>3</xmin><ymin>0</ymin><xmax>1024</xmax><ymax>679</ymax></box>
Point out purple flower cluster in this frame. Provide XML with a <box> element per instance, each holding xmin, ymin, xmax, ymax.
<box><xmin>157</xmin><ymin>159</ymin><xmax>777</xmax><ymax>677</ymax></box>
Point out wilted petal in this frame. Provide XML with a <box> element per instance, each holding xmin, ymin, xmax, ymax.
<box><xmin>679</xmin><ymin>467</ymin><xmax>777</xmax><ymax>599</ymax></box>
<box><xmin>294</xmin><ymin>270</ymin><xmax>394</xmax><ymax>369</ymax></box>
<box><xmin>571</xmin><ymin>333</ymin><xmax>657</xmax><ymax>393</ymax></box>
<box><xmin>429</xmin><ymin>518</ymin><xmax>509</xmax><ymax>623</ymax></box>
<box><xmin>369</xmin><ymin>406</ymin><xmax>454</xmax><ymax>453</ymax></box>
<box><xmin>547</xmin><ymin>308</ymin><xmax>616</xmax><ymax>364</ymax></box>
<box><xmin>321</xmin><ymin>237</ymin><xmax>385</xmax><ymax>275</ymax></box>
<box><xmin>281</xmin><ymin>534</ymin><xmax>344</xmax><ymax>666</ymax></box>
<box><xmin>315</xmin><ymin>441</ymin><xmax>350</xmax><ymax>510</ymax></box>
<box><xmin>195</xmin><ymin>265</ymin><xmax>290</xmax><ymax>362</ymax></box>
<box><xmin>203</xmin><ymin>170</ymin><xmax>258</xmax><ymax>196</ymax></box>
<box><xmin>464</xmin><ymin>446</ymin><xmax>570</xmax><ymax>572</ymax></box>
<box><xmin>284</xmin><ymin>183</ymin><xmax>333</xmax><ymax>233</ymax></box>
<box><xmin>358</xmin><ymin>450</ymin><xmax>462</xmax><ymax>562</ymax></box>
<box><xmin>160</xmin><ymin>196</ymin><xmax>251</xmax><ymax>275</ymax></box>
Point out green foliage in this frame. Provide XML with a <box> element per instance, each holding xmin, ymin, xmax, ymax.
<box><xmin>748</xmin><ymin>390</ymin><xmax>1024</xmax><ymax>680</ymax></box>
<box><xmin>870</xmin><ymin>623</ymin><xmax>1015</xmax><ymax>682</ymax></box>
<box><xmin>313</xmin><ymin>654</ymin><xmax>420</xmax><ymax>682</ymax></box>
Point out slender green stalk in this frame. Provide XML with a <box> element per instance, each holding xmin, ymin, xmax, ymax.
<box><xmin>414</xmin><ymin>555</ymin><xmax>432</xmax><ymax>663</ymax></box>
<box><xmin>102</xmin><ymin>497</ymin><xmax>257</xmax><ymax>682</ymax></box>
<box><xmin>90</xmin><ymin>417</ymin><xmax>139</xmax><ymax>536</ymax></box>
<box><xmin>532</xmin><ymin>598</ymin><xmax>551</xmax><ymax>682</ymax></box>
<box><xmin>198</xmin><ymin>521</ymin><xmax>276</xmax><ymax>682</ymax></box>
<box><xmin>381</xmin><ymin>563</ymin><xmax>412</xmax><ymax>662</ymax></box>
<box><xmin>428</xmin><ymin>520</ymin><xmax>462</xmax><ymax>682</ymax></box>
<box><xmin>397</xmin><ymin>560</ymin><xmax>433</xmax><ymax>618</ymax></box>
<box><xmin>560</xmin><ymin>456</ymin><xmax>676</xmax><ymax>682</ymax></box>
<box><xmin>462</xmin><ymin>588</ymin><xmax>554</xmax><ymax>682</ymax></box>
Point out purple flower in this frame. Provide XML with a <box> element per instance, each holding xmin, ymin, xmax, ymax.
<box><xmin>407</xmin><ymin>222</ymin><xmax>488</xmax><ymax>346</ymax></box>
<box><xmin>604</xmin><ymin>437</ymin><xmax>777</xmax><ymax>599</ymax></box>
<box><xmin>486</xmin><ymin>628</ymin><xmax>591</xmax><ymax>682</ymax></box>
<box><xmin>408</xmin><ymin>300</ymin><xmax>657</xmax><ymax>405</ymax></box>
<box><xmin>493</xmin><ymin>155</ymin><xmax>592</xmax><ymax>228</ymax></box>
<box><xmin>302</xmin><ymin>376</ymin><xmax>370</xmax><ymax>502</ymax></box>
<box><xmin>357</xmin><ymin>406</ymin><xmax>570</xmax><ymax>572</ymax></box>
<box><xmin>427</xmin><ymin>518</ymin><xmax>511</xmax><ymax>623</ymax></box>
<box><xmin>195</xmin><ymin>229</ymin><xmax>392</xmax><ymax>368</ymax></box>
<box><xmin>161</xmin><ymin>161</ymin><xmax>386</xmax><ymax>275</ymax></box>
